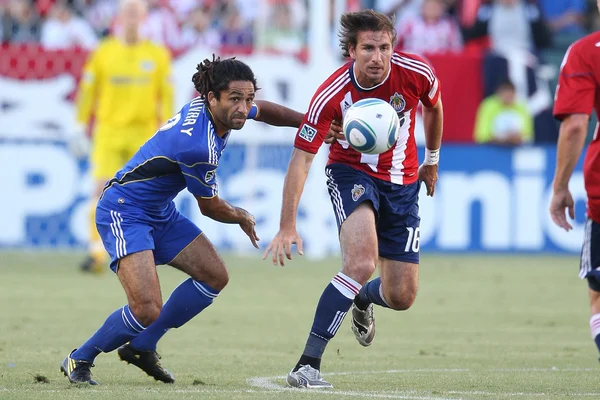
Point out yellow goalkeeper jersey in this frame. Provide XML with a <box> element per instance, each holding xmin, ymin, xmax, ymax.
<box><xmin>76</xmin><ymin>37</ymin><xmax>173</xmax><ymax>129</ymax></box>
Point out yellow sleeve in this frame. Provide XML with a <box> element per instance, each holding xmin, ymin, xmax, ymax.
<box><xmin>76</xmin><ymin>46</ymin><xmax>101</xmax><ymax>126</ymax></box>
<box><xmin>473</xmin><ymin>98</ymin><xmax>495</xmax><ymax>144</ymax></box>
<box><xmin>157</xmin><ymin>47</ymin><xmax>174</xmax><ymax>124</ymax></box>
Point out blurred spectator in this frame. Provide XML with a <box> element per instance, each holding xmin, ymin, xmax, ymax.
<box><xmin>394</xmin><ymin>0</ymin><xmax>463</xmax><ymax>54</ymax></box>
<box><xmin>474</xmin><ymin>80</ymin><xmax>533</xmax><ymax>145</ymax></box>
<box><xmin>140</xmin><ymin>0</ymin><xmax>183</xmax><ymax>50</ymax></box>
<box><xmin>216</xmin><ymin>1</ymin><xmax>253</xmax><ymax>47</ymax></box>
<box><xmin>257</xmin><ymin>1</ymin><xmax>305</xmax><ymax>54</ymax></box>
<box><xmin>463</xmin><ymin>0</ymin><xmax>551</xmax><ymax>99</ymax></box>
<box><xmin>539</xmin><ymin>0</ymin><xmax>586</xmax><ymax>37</ymax></box>
<box><xmin>83</xmin><ymin>0</ymin><xmax>117</xmax><ymax>37</ymax></box>
<box><xmin>464</xmin><ymin>0</ymin><xmax>551</xmax><ymax>59</ymax></box>
<box><xmin>2</xmin><ymin>0</ymin><xmax>41</xmax><ymax>43</ymax></box>
<box><xmin>180</xmin><ymin>5</ymin><xmax>220</xmax><ymax>49</ymax></box>
<box><xmin>41</xmin><ymin>1</ymin><xmax>97</xmax><ymax>50</ymax></box>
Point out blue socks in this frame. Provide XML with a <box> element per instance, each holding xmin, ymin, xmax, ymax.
<box><xmin>129</xmin><ymin>278</ymin><xmax>219</xmax><ymax>352</ymax></box>
<box><xmin>296</xmin><ymin>272</ymin><xmax>361</xmax><ymax>370</ymax></box>
<box><xmin>354</xmin><ymin>277</ymin><xmax>390</xmax><ymax>310</ymax></box>
<box><xmin>72</xmin><ymin>305</ymin><xmax>145</xmax><ymax>362</ymax></box>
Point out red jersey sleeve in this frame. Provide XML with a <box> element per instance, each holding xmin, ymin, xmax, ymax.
<box><xmin>553</xmin><ymin>42</ymin><xmax>596</xmax><ymax>120</ymax></box>
<box><xmin>400</xmin><ymin>53</ymin><xmax>441</xmax><ymax>108</ymax></box>
<box><xmin>293</xmin><ymin>83</ymin><xmax>339</xmax><ymax>154</ymax></box>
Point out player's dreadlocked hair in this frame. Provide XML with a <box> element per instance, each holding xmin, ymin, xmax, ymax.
<box><xmin>192</xmin><ymin>55</ymin><xmax>258</xmax><ymax>100</ymax></box>
<box><xmin>338</xmin><ymin>10</ymin><xmax>397</xmax><ymax>58</ymax></box>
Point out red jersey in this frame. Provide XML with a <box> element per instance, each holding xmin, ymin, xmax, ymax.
<box><xmin>294</xmin><ymin>51</ymin><xmax>441</xmax><ymax>185</ymax></box>
<box><xmin>553</xmin><ymin>31</ymin><xmax>600</xmax><ymax>222</ymax></box>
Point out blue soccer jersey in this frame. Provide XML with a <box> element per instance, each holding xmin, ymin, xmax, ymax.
<box><xmin>96</xmin><ymin>97</ymin><xmax>258</xmax><ymax>271</ymax></box>
<box><xmin>100</xmin><ymin>97</ymin><xmax>258</xmax><ymax>210</ymax></box>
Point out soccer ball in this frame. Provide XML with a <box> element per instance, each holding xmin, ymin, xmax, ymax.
<box><xmin>343</xmin><ymin>98</ymin><xmax>400</xmax><ymax>155</ymax></box>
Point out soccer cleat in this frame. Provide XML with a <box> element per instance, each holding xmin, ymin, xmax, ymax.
<box><xmin>350</xmin><ymin>302</ymin><xmax>375</xmax><ymax>347</ymax></box>
<box><xmin>117</xmin><ymin>343</ymin><xmax>175</xmax><ymax>383</ymax></box>
<box><xmin>286</xmin><ymin>365</ymin><xmax>333</xmax><ymax>389</ymax></box>
<box><xmin>60</xmin><ymin>350</ymin><xmax>98</xmax><ymax>385</ymax></box>
<box><xmin>79</xmin><ymin>255</ymin><xmax>105</xmax><ymax>274</ymax></box>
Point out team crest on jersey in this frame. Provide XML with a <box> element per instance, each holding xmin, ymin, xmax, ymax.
<box><xmin>351</xmin><ymin>184</ymin><xmax>365</xmax><ymax>202</ymax></box>
<box><xmin>140</xmin><ymin>60</ymin><xmax>155</xmax><ymax>72</ymax></box>
<box><xmin>205</xmin><ymin>170</ymin><xmax>216</xmax><ymax>183</ymax></box>
<box><xmin>389</xmin><ymin>92</ymin><xmax>406</xmax><ymax>114</ymax></box>
<box><xmin>299</xmin><ymin>123</ymin><xmax>318</xmax><ymax>142</ymax></box>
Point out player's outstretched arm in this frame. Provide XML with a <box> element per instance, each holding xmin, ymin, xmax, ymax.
<box><xmin>254</xmin><ymin>100</ymin><xmax>304</xmax><ymax>128</ymax></box>
<box><xmin>550</xmin><ymin>113</ymin><xmax>589</xmax><ymax>231</ymax></box>
<box><xmin>419</xmin><ymin>98</ymin><xmax>443</xmax><ymax>197</ymax></box>
<box><xmin>263</xmin><ymin>148</ymin><xmax>315</xmax><ymax>266</ymax></box>
<box><xmin>195</xmin><ymin>195</ymin><xmax>259</xmax><ymax>248</ymax></box>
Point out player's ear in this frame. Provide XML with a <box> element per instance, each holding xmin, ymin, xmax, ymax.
<box><xmin>207</xmin><ymin>91</ymin><xmax>217</xmax><ymax>107</ymax></box>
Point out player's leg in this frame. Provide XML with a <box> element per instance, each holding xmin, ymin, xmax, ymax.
<box><xmin>81</xmin><ymin>128</ymin><xmax>122</xmax><ymax>274</ymax></box>
<box><xmin>121</xmin><ymin>211</ymin><xmax>225</xmax><ymax>382</ymax></box>
<box><xmin>62</xmin><ymin>250</ymin><xmax>161</xmax><ymax>384</ymax></box>
<box><xmin>352</xmin><ymin>180</ymin><xmax>421</xmax><ymax>345</ymax></box>
<box><xmin>287</xmin><ymin>164</ymin><xmax>378</xmax><ymax>389</ymax></box>
<box><xmin>581</xmin><ymin>217</ymin><xmax>600</xmax><ymax>360</ymax></box>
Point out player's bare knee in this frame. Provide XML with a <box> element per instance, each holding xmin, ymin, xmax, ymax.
<box><xmin>130</xmin><ymin>300</ymin><xmax>162</xmax><ymax>327</ymax></box>
<box><xmin>205</xmin><ymin>268</ymin><xmax>229</xmax><ymax>291</ymax></box>
<box><xmin>190</xmin><ymin>264</ymin><xmax>229</xmax><ymax>291</ymax></box>
<box><xmin>343</xmin><ymin>258</ymin><xmax>376</xmax><ymax>284</ymax></box>
<box><xmin>385</xmin><ymin>289</ymin><xmax>417</xmax><ymax>311</ymax></box>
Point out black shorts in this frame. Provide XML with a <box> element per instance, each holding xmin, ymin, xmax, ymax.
<box><xmin>580</xmin><ymin>217</ymin><xmax>600</xmax><ymax>292</ymax></box>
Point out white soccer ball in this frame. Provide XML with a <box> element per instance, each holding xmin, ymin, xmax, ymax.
<box><xmin>343</xmin><ymin>98</ymin><xmax>400</xmax><ymax>155</ymax></box>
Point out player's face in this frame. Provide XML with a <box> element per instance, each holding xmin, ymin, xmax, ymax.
<box><xmin>119</xmin><ymin>0</ymin><xmax>147</xmax><ymax>29</ymax></box>
<box><xmin>210</xmin><ymin>81</ymin><xmax>256</xmax><ymax>132</ymax></box>
<box><xmin>349</xmin><ymin>30</ymin><xmax>393</xmax><ymax>87</ymax></box>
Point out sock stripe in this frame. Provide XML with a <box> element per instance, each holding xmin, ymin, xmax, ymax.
<box><xmin>331</xmin><ymin>273</ymin><xmax>361</xmax><ymax>299</ymax></box>
<box><xmin>192</xmin><ymin>280</ymin><xmax>219</xmax><ymax>299</ymax></box>
<box><xmin>591</xmin><ymin>314</ymin><xmax>600</xmax><ymax>338</ymax></box>
<box><xmin>122</xmin><ymin>306</ymin><xmax>145</xmax><ymax>333</ymax></box>
<box><xmin>327</xmin><ymin>311</ymin><xmax>347</xmax><ymax>335</ymax></box>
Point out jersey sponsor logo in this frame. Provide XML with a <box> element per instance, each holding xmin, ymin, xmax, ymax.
<box><xmin>390</xmin><ymin>92</ymin><xmax>406</xmax><ymax>114</ymax></box>
<box><xmin>299</xmin><ymin>123</ymin><xmax>318</xmax><ymax>142</ymax></box>
<box><xmin>140</xmin><ymin>60</ymin><xmax>155</xmax><ymax>71</ymax></box>
<box><xmin>205</xmin><ymin>169</ymin><xmax>216</xmax><ymax>182</ymax></box>
<box><xmin>351</xmin><ymin>184</ymin><xmax>365</xmax><ymax>201</ymax></box>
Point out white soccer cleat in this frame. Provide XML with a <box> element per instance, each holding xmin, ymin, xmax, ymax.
<box><xmin>286</xmin><ymin>365</ymin><xmax>333</xmax><ymax>389</ymax></box>
<box><xmin>351</xmin><ymin>303</ymin><xmax>375</xmax><ymax>346</ymax></box>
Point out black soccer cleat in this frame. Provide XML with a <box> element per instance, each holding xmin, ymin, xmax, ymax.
<box><xmin>117</xmin><ymin>343</ymin><xmax>175</xmax><ymax>383</ymax></box>
<box><xmin>60</xmin><ymin>350</ymin><xmax>98</xmax><ymax>385</ymax></box>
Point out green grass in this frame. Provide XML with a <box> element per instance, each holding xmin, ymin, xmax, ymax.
<box><xmin>0</xmin><ymin>252</ymin><xmax>597</xmax><ymax>399</ymax></box>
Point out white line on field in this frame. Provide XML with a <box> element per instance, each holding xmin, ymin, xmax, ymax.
<box><xmin>246</xmin><ymin>367</ymin><xmax>600</xmax><ymax>399</ymax></box>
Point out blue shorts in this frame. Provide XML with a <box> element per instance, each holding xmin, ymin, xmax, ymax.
<box><xmin>96</xmin><ymin>200</ymin><xmax>202</xmax><ymax>273</ymax></box>
<box><xmin>581</xmin><ymin>217</ymin><xmax>600</xmax><ymax>291</ymax></box>
<box><xmin>325</xmin><ymin>163</ymin><xmax>421</xmax><ymax>264</ymax></box>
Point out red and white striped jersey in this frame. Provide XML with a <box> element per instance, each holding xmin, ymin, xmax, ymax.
<box><xmin>294</xmin><ymin>51</ymin><xmax>441</xmax><ymax>185</ymax></box>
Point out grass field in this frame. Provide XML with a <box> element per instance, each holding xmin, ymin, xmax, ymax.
<box><xmin>0</xmin><ymin>251</ymin><xmax>597</xmax><ymax>399</ymax></box>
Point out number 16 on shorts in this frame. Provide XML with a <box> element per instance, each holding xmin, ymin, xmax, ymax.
<box><xmin>404</xmin><ymin>227</ymin><xmax>420</xmax><ymax>252</ymax></box>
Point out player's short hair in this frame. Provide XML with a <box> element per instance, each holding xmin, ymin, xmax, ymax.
<box><xmin>192</xmin><ymin>55</ymin><xmax>258</xmax><ymax>100</ymax></box>
<box><xmin>496</xmin><ymin>79</ymin><xmax>516</xmax><ymax>92</ymax></box>
<box><xmin>338</xmin><ymin>10</ymin><xmax>397</xmax><ymax>58</ymax></box>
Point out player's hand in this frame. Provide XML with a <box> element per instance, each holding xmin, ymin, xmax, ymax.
<box><xmin>237</xmin><ymin>208</ymin><xmax>260</xmax><ymax>248</ymax></box>
<box><xmin>323</xmin><ymin>119</ymin><xmax>345</xmax><ymax>144</ymax></box>
<box><xmin>550</xmin><ymin>188</ymin><xmax>575</xmax><ymax>231</ymax></box>
<box><xmin>418</xmin><ymin>163</ymin><xmax>438</xmax><ymax>197</ymax></box>
<box><xmin>67</xmin><ymin>124</ymin><xmax>91</xmax><ymax>159</ymax></box>
<box><xmin>262</xmin><ymin>228</ymin><xmax>303</xmax><ymax>267</ymax></box>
